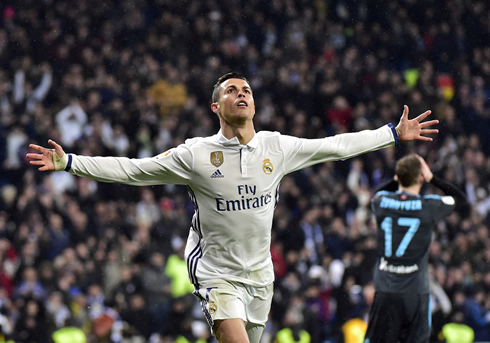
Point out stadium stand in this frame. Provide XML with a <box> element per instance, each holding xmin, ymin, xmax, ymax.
<box><xmin>0</xmin><ymin>0</ymin><xmax>490</xmax><ymax>342</ymax></box>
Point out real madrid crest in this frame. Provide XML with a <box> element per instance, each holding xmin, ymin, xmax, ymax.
<box><xmin>262</xmin><ymin>158</ymin><xmax>273</xmax><ymax>174</ymax></box>
<box><xmin>208</xmin><ymin>301</ymin><xmax>217</xmax><ymax>314</ymax></box>
<box><xmin>211</xmin><ymin>151</ymin><xmax>224</xmax><ymax>167</ymax></box>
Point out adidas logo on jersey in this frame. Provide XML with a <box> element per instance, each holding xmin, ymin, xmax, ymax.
<box><xmin>210</xmin><ymin>170</ymin><xmax>224</xmax><ymax>178</ymax></box>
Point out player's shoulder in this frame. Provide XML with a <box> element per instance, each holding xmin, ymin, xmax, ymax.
<box><xmin>423</xmin><ymin>194</ymin><xmax>455</xmax><ymax>205</ymax></box>
<box><xmin>257</xmin><ymin>131</ymin><xmax>282</xmax><ymax>139</ymax></box>
<box><xmin>255</xmin><ymin>131</ymin><xmax>286</xmax><ymax>150</ymax></box>
<box><xmin>374</xmin><ymin>190</ymin><xmax>392</xmax><ymax>197</ymax></box>
<box><xmin>257</xmin><ymin>130</ymin><xmax>305</xmax><ymax>148</ymax></box>
<box><xmin>373</xmin><ymin>190</ymin><xmax>392</xmax><ymax>199</ymax></box>
<box><xmin>371</xmin><ymin>191</ymin><xmax>393</xmax><ymax>208</ymax></box>
<box><xmin>155</xmin><ymin>135</ymin><xmax>216</xmax><ymax>159</ymax></box>
<box><xmin>179</xmin><ymin>135</ymin><xmax>221</xmax><ymax>152</ymax></box>
<box><xmin>184</xmin><ymin>135</ymin><xmax>216</xmax><ymax>146</ymax></box>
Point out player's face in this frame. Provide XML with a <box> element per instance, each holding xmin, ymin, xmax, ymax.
<box><xmin>212</xmin><ymin>78</ymin><xmax>255</xmax><ymax>126</ymax></box>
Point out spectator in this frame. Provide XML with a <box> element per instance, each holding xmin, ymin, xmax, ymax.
<box><xmin>300</xmin><ymin>207</ymin><xmax>324</xmax><ymax>266</ymax></box>
<box><xmin>55</xmin><ymin>99</ymin><xmax>87</xmax><ymax>149</ymax></box>
<box><xmin>276</xmin><ymin>295</ymin><xmax>311</xmax><ymax>343</ymax></box>
<box><xmin>3</xmin><ymin>125</ymin><xmax>27</xmax><ymax>170</ymax></box>
<box><xmin>13</xmin><ymin>266</ymin><xmax>46</xmax><ymax>301</ymax></box>
<box><xmin>13</xmin><ymin>60</ymin><xmax>52</xmax><ymax>115</ymax></box>
<box><xmin>141</xmin><ymin>251</ymin><xmax>172</xmax><ymax>333</ymax></box>
<box><xmin>166</xmin><ymin>244</ymin><xmax>194</xmax><ymax>299</ymax></box>
<box><xmin>13</xmin><ymin>298</ymin><xmax>48</xmax><ymax>342</ymax></box>
<box><xmin>46</xmin><ymin>213</ymin><xmax>71</xmax><ymax>261</ymax></box>
<box><xmin>120</xmin><ymin>293</ymin><xmax>157</xmax><ymax>340</ymax></box>
<box><xmin>135</xmin><ymin>188</ymin><xmax>161</xmax><ymax>229</ymax></box>
<box><xmin>462</xmin><ymin>287</ymin><xmax>490</xmax><ymax>341</ymax></box>
<box><xmin>45</xmin><ymin>291</ymin><xmax>71</xmax><ymax>329</ymax></box>
<box><xmin>147</xmin><ymin>64</ymin><xmax>188</xmax><ymax>117</ymax></box>
<box><xmin>52</xmin><ymin>327</ymin><xmax>87</xmax><ymax>343</ymax></box>
<box><xmin>109</xmin><ymin>265</ymin><xmax>143</xmax><ymax>310</ymax></box>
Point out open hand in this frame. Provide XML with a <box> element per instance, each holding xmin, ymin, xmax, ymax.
<box><xmin>26</xmin><ymin>140</ymin><xmax>67</xmax><ymax>171</ymax></box>
<box><xmin>396</xmin><ymin>105</ymin><xmax>439</xmax><ymax>142</ymax></box>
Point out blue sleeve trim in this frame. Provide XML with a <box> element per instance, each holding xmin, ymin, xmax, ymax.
<box><xmin>388</xmin><ymin>123</ymin><xmax>400</xmax><ymax>146</ymax></box>
<box><xmin>64</xmin><ymin>154</ymin><xmax>72</xmax><ymax>171</ymax></box>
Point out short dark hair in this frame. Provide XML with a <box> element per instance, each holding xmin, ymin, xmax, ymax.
<box><xmin>212</xmin><ymin>72</ymin><xmax>249</xmax><ymax>103</ymax></box>
<box><xmin>395</xmin><ymin>154</ymin><xmax>421</xmax><ymax>187</ymax></box>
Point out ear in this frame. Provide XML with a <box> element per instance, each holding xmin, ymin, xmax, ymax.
<box><xmin>394</xmin><ymin>175</ymin><xmax>398</xmax><ymax>182</ymax></box>
<box><xmin>211</xmin><ymin>102</ymin><xmax>219</xmax><ymax>114</ymax></box>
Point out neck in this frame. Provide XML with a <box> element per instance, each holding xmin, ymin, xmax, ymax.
<box><xmin>220</xmin><ymin>120</ymin><xmax>255</xmax><ymax>145</ymax></box>
<box><xmin>398</xmin><ymin>184</ymin><xmax>422</xmax><ymax>196</ymax></box>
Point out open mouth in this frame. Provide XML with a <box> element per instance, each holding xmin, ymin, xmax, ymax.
<box><xmin>237</xmin><ymin>101</ymin><xmax>248</xmax><ymax>107</ymax></box>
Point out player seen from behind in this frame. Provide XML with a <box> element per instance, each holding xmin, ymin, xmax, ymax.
<box><xmin>365</xmin><ymin>154</ymin><xmax>470</xmax><ymax>343</ymax></box>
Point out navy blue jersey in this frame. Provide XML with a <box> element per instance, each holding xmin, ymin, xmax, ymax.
<box><xmin>371</xmin><ymin>191</ymin><xmax>455</xmax><ymax>294</ymax></box>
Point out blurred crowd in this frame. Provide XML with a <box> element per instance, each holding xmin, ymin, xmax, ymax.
<box><xmin>0</xmin><ymin>0</ymin><xmax>490</xmax><ymax>342</ymax></box>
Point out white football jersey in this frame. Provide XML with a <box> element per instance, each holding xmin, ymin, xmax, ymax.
<box><xmin>67</xmin><ymin>125</ymin><xmax>397</xmax><ymax>287</ymax></box>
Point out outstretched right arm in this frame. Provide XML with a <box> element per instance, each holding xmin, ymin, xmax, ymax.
<box><xmin>26</xmin><ymin>140</ymin><xmax>192</xmax><ymax>186</ymax></box>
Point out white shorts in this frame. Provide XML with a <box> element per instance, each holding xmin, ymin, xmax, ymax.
<box><xmin>193</xmin><ymin>279</ymin><xmax>273</xmax><ymax>329</ymax></box>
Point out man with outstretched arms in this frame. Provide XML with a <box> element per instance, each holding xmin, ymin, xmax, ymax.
<box><xmin>27</xmin><ymin>72</ymin><xmax>439</xmax><ymax>343</ymax></box>
<box><xmin>365</xmin><ymin>154</ymin><xmax>470</xmax><ymax>343</ymax></box>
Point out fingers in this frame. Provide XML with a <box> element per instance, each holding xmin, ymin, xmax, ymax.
<box><xmin>29</xmin><ymin>160</ymin><xmax>45</xmax><ymax>166</ymax></box>
<box><xmin>26</xmin><ymin>153</ymin><xmax>44</xmax><ymax>160</ymax></box>
<box><xmin>414</xmin><ymin>110</ymin><xmax>432</xmax><ymax>122</ymax></box>
<box><xmin>27</xmin><ymin>140</ymin><xmax>60</xmax><ymax>172</ymax></box>
<box><xmin>401</xmin><ymin>105</ymin><xmax>409</xmax><ymax>119</ymax></box>
<box><xmin>28</xmin><ymin>144</ymin><xmax>47</xmax><ymax>153</ymax></box>
<box><xmin>420</xmin><ymin>129</ymin><xmax>439</xmax><ymax>135</ymax></box>
<box><xmin>48</xmin><ymin>139</ymin><xmax>58</xmax><ymax>148</ymax></box>
<box><xmin>29</xmin><ymin>159</ymin><xmax>48</xmax><ymax>172</ymax></box>
<box><xmin>417</xmin><ymin>128</ymin><xmax>438</xmax><ymax>142</ymax></box>
<box><xmin>419</xmin><ymin>119</ymin><xmax>439</xmax><ymax>128</ymax></box>
<box><xmin>48</xmin><ymin>139</ymin><xmax>64</xmax><ymax>156</ymax></box>
<box><xmin>415</xmin><ymin>154</ymin><xmax>428</xmax><ymax>166</ymax></box>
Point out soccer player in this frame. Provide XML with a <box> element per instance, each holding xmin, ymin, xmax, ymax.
<box><xmin>364</xmin><ymin>154</ymin><xmax>470</xmax><ymax>343</ymax></box>
<box><xmin>27</xmin><ymin>72</ymin><xmax>439</xmax><ymax>343</ymax></box>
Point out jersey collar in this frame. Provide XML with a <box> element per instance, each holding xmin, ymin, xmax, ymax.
<box><xmin>395</xmin><ymin>190</ymin><xmax>421</xmax><ymax>198</ymax></box>
<box><xmin>217</xmin><ymin>130</ymin><xmax>259</xmax><ymax>149</ymax></box>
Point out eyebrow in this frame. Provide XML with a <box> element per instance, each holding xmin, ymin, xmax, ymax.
<box><xmin>224</xmin><ymin>85</ymin><xmax>252</xmax><ymax>92</ymax></box>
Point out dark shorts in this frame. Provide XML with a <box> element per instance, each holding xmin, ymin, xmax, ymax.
<box><xmin>364</xmin><ymin>292</ymin><xmax>430</xmax><ymax>343</ymax></box>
